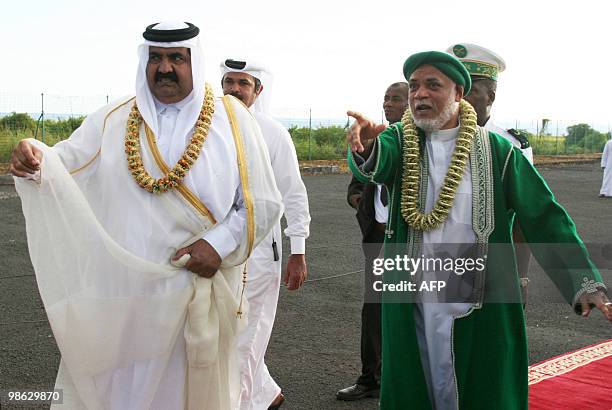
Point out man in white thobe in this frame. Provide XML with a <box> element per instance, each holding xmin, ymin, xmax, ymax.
<box><xmin>220</xmin><ymin>59</ymin><xmax>311</xmax><ymax>410</ymax></box>
<box><xmin>600</xmin><ymin>139</ymin><xmax>612</xmax><ymax>197</ymax></box>
<box><xmin>10</xmin><ymin>22</ymin><xmax>282</xmax><ymax>410</ymax></box>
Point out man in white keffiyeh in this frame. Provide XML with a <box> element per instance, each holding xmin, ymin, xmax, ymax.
<box><xmin>220</xmin><ymin>58</ymin><xmax>311</xmax><ymax>410</ymax></box>
<box><xmin>10</xmin><ymin>21</ymin><xmax>282</xmax><ymax>410</ymax></box>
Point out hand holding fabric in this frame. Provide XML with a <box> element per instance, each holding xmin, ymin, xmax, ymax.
<box><xmin>284</xmin><ymin>254</ymin><xmax>307</xmax><ymax>290</ymax></box>
<box><xmin>10</xmin><ymin>140</ymin><xmax>43</xmax><ymax>177</ymax></box>
<box><xmin>173</xmin><ymin>239</ymin><xmax>221</xmax><ymax>278</ymax></box>
<box><xmin>579</xmin><ymin>290</ymin><xmax>612</xmax><ymax>323</ymax></box>
<box><xmin>346</xmin><ymin>111</ymin><xmax>387</xmax><ymax>153</ymax></box>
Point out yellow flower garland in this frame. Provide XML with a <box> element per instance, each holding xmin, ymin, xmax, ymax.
<box><xmin>125</xmin><ymin>83</ymin><xmax>215</xmax><ymax>193</ymax></box>
<box><xmin>400</xmin><ymin>99</ymin><xmax>478</xmax><ymax>231</ymax></box>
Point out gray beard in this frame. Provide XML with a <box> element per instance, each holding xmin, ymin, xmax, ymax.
<box><xmin>413</xmin><ymin>100</ymin><xmax>460</xmax><ymax>133</ymax></box>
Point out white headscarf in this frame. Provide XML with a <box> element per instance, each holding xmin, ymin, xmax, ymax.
<box><xmin>219</xmin><ymin>59</ymin><xmax>273</xmax><ymax>114</ymax></box>
<box><xmin>135</xmin><ymin>21</ymin><xmax>206</xmax><ymax>143</ymax></box>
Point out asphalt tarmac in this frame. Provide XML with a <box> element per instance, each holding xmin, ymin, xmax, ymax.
<box><xmin>1</xmin><ymin>162</ymin><xmax>611</xmax><ymax>409</ymax></box>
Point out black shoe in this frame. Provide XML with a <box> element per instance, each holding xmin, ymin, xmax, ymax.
<box><xmin>336</xmin><ymin>384</ymin><xmax>380</xmax><ymax>401</ymax></box>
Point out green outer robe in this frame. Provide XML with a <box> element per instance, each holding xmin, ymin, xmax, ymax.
<box><xmin>348</xmin><ymin>124</ymin><xmax>606</xmax><ymax>410</ymax></box>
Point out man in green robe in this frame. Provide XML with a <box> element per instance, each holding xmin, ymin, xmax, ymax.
<box><xmin>346</xmin><ymin>51</ymin><xmax>612</xmax><ymax>410</ymax></box>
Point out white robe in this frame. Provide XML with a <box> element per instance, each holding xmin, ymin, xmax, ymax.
<box><xmin>413</xmin><ymin>126</ymin><xmax>474</xmax><ymax>410</ymax></box>
<box><xmin>15</xmin><ymin>94</ymin><xmax>283</xmax><ymax>410</ymax></box>
<box><xmin>237</xmin><ymin>112</ymin><xmax>310</xmax><ymax>410</ymax></box>
<box><xmin>600</xmin><ymin>139</ymin><xmax>612</xmax><ymax>196</ymax></box>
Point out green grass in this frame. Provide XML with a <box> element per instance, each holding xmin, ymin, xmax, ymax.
<box><xmin>528</xmin><ymin>135</ymin><xmax>567</xmax><ymax>155</ymax></box>
<box><xmin>0</xmin><ymin>126</ymin><xmax>604</xmax><ymax>164</ymax></box>
<box><xmin>527</xmin><ymin>135</ymin><xmax>608</xmax><ymax>155</ymax></box>
<box><xmin>0</xmin><ymin>113</ymin><xmax>82</xmax><ymax>162</ymax></box>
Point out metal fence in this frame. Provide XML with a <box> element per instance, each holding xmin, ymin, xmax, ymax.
<box><xmin>1</xmin><ymin>93</ymin><xmax>610</xmax><ymax>162</ymax></box>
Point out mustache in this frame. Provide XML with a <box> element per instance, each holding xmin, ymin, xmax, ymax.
<box><xmin>415</xmin><ymin>99</ymin><xmax>433</xmax><ymax>109</ymax></box>
<box><xmin>155</xmin><ymin>71</ymin><xmax>178</xmax><ymax>83</ymax></box>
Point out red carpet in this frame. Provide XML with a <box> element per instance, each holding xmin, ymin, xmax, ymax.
<box><xmin>529</xmin><ymin>340</ymin><xmax>612</xmax><ymax>410</ymax></box>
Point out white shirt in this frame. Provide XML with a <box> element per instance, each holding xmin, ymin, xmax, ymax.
<box><xmin>374</xmin><ymin>185</ymin><xmax>389</xmax><ymax>224</ymax></box>
<box><xmin>424</xmin><ymin>126</ymin><xmax>476</xmax><ymax>245</ymax></box>
<box><xmin>153</xmin><ymin>96</ymin><xmax>191</xmax><ymax>164</ymax></box>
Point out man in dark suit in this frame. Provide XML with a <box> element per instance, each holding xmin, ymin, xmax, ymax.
<box><xmin>337</xmin><ymin>82</ymin><xmax>409</xmax><ymax>401</ymax></box>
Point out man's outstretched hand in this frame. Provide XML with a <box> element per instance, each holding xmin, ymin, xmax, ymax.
<box><xmin>579</xmin><ymin>290</ymin><xmax>612</xmax><ymax>323</ymax></box>
<box><xmin>10</xmin><ymin>140</ymin><xmax>43</xmax><ymax>178</ymax></box>
<box><xmin>346</xmin><ymin>111</ymin><xmax>387</xmax><ymax>153</ymax></box>
<box><xmin>173</xmin><ymin>239</ymin><xmax>221</xmax><ymax>278</ymax></box>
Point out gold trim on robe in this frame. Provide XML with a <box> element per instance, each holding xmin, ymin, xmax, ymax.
<box><xmin>221</xmin><ymin>95</ymin><xmax>255</xmax><ymax>256</ymax></box>
<box><xmin>70</xmin><ymin>97</ymin><xmax>135</xmax><ymax>175</ymax></box>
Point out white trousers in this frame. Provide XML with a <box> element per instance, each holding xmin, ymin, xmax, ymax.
<box><xmin>237</xmin><ymin>268</ymin><xmax>282</xmax><ymax>410</ymax></box>
<box><xmin>413</xmin><ymin>302</ymin><xmax>473</xmax><ymax>410</ymax></box>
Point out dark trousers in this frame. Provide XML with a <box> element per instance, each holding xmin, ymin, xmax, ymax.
<box><xmin>356</xmin><ymin>228</ymin><xmax>384</xmax><ymax>387</ymax></box>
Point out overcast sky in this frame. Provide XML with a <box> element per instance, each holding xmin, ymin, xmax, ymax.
<box><xmin>2</xmin><ymin>0</ymin><xmax>610</xmax><ymax>129</ymax></box>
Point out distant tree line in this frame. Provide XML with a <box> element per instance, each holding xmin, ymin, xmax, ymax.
<box><xmin>518</xmin><ymin>123</ymin><xmax>610</xmax><ymax>155</ymax></box>
<box><xmin>565</xmin><ymin>124</ymin><xmax>610</xmax><ymax>153</ymax></box>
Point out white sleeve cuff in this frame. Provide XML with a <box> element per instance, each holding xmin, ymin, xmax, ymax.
<box><xmin>290</xmin><ymin>237</ymin><xmax>306</xmax><ymax>254</ymax></box>
<box><xmin>202</xmin><ymin>224</ymin><xmax>239</xmax><ymax>260</ymax></box>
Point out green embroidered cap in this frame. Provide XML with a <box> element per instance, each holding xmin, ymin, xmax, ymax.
<box><xmin>446</xmin><ymin>43</ymin><xmax>506</xmax><ymax>81</ymax></box>
<box><xmin>403</xmin><ymin>51</ymin><xmax>472</xmax><ymax>95</ymax></box>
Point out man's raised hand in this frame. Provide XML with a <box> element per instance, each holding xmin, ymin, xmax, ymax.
<box><xmin>10</xmin><ymin>140</ymin><xmax>43</xmax><ymax>178</ymax></box>
<box><xmin>346</xmin><ymin>111</ymin><xmax>387</xmax><ymax>153</ymax></box>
